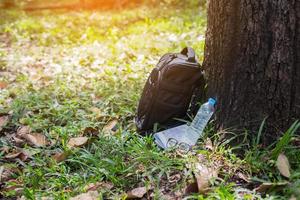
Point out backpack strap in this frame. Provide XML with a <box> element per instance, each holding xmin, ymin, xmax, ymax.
<box><xmin>180</xmin><ymin>47</ymin><xmax>196</xmax><ymax>62</ymax></box>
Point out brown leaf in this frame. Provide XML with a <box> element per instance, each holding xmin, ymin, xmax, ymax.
<box><xmin>255</xmin><ymin>183</ymin><xmax>271</xmax><ymax>193</ymax></box>
<box><xmin>126</xmin><ymin>186</ymin><xmax>147</xmax><ymax>199</ymax></box>
<box><xmin>0</xmin><ymin>146</ymin><xmax>10</xmax><ymax>154</ymax></box>
<box><xmin>204</xmin><ymin>138</ymin><xmax>213</xmax><ymax>151</ymax></box>
<box><xmin>13</xmin><ymin>136</ymin><xmax>25</xmax><ymax>146</ymax></box>
<box><xmin>0</xmin><ymin>166</ymin><xmax>20</xmax><ymax>182</ymax></box>
<box><xmin>52</xmin><ymin>152</ymin><xmax>70</xmax><ymax>163</ymax></box>
<box><xmin>70</xmin><ymin>191</ymin><xmax>99</xmax><ymax>200</ymax></box>
<box><xmin>168</xmin><ymin>174</ymin><xmax>181</xmax><ymax>183</ymax></box>
<box><xmin>67</xmin><ymin>137</ymin><xmax>89</xmax><ymax>148</ymax></box>
<box><xmin>254</xmin><ymin>182</ymin><xmax>288</xmax><ymax>193</ymax></box>
<box><xmin>4</xmin><ymin>152</ymin><xmax>21</xmax><ymax>159</ymax></box>
<box><xmin>2</xmin><ymin>179</ymin><xmax>23</xmax><ymax>194</ymax></box>
<box><xmin>237</xmin><ymin>172</ymin><xmax>250</xmax><ymax>183</ymax></box>
<box><xmin>276</xmin><ymin>153</ymin><xmax>291</xmax><ymax>178</ymax></box>
<box><xmin>160</xmin><ymin>194</ymin><xmax>175</xmax><ymax>200</ymax></box>
<box><xmin>21</xmin><ymin>133</ymin><xmax>48</xmax><ymax>147</ymax></box>
<box><xmin>84</xmin><ymin>182</ymin><xmax>113</xmax><ymax>191</ymax></box>
<box><xmin>0</xmin><ymin>115</ymin><xmax>9</xmax><ymax>131</ymax></box>
<box><xmin>194</xmin><ymin>163</ymin><xmax>218</xmax><ymax>194</ymax></box>
<box><xmin>102</xmin><ymin>120</ymin><xmax>118</xmax><ymax>133</ymax></box>
<box><xmin>91</xmin><ymin>94</ymin><xmax>102</xmax><ymax>104</ymax></box>
<box><xmin>17</xmin><ymin>126</ymin><xmax>31</xmax><ymax>136</ymax></box>
<box><xmin>89</xmin><ymin>107</ymin><xmax>102</xmax><ymax>118</ymax></box>
<box><xmin>82</xmin><ymin>127</ymin><xmax>99</xmax><ymax>136</ymax></box>
<box><xmin>136</xmin><ymin>164</ymin><xmax>145</xmax><ymax>173</ymax></box>
<box><xmin>174</xmin><ymin>190</ymin><xmax>183</xmax><ymax>198</ymax></box>
<box><xmin>0</xmin><ymin>81</ymin><xmax>8</xmax><ymax>89</ymax></box>
<box><xmin>4</xmin><ymin>149</ymin><xmax>29</xmax><ymax>161</ymax></box>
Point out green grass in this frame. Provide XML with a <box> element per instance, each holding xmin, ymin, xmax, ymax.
<box><xmin>0</xmin><ymin>1</ymin><xmax>300</xmax><ymax>199</ymax></box>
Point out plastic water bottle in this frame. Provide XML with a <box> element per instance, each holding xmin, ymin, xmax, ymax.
<box><xmin>154</xmin><ymin>98</ymin><xmax>216</xmax><ymax>150</ymax></box>
<box><xmin>190</xmin><ymin>98</ymin><xmax>216</xmax><ymax>137</ymax></box>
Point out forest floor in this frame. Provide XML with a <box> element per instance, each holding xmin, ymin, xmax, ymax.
<box><xmin>0</xmin><ymin>2</ymin><xmax>299</xmax><ymax>199</ymax></box>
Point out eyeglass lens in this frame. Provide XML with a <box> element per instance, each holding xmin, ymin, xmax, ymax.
<box><xmin>167</xmin><ymin>138</ymin><xmax>178</xmax><ymax>148</ymax></box>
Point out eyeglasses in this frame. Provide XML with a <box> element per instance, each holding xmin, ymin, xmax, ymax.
<box><xmin>166</xmin><ymin>138</ymin><xmax>191</xmax><ymax>153</ymax></box>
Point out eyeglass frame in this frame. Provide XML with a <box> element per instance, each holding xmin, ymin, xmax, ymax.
<box><xmin>166</xmin><ymin>138</ymin><xmax>191</xmax><ymax>153</ymax></box>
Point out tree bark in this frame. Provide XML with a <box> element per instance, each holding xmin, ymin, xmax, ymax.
<box><xmin>203</xmin><ymin>0</ymin><xmax>300</xmax><ymax>142</ymax></box>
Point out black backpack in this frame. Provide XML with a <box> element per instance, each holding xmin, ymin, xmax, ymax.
<box><xmin>136</xmin><ymin>47</ymin><xmax>205</xmax><ymax>134</ymax></box>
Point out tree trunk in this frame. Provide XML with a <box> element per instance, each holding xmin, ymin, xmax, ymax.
<box><xmin>203</xmin><ymin>0</ymin><xmax>300</xmax><ymax>142</ymax></box>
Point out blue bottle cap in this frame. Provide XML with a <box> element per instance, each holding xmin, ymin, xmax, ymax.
<box><xmin>208</xmin><ymin>98</ymin><xmax>216</xmax><ymax>106</ymax></box>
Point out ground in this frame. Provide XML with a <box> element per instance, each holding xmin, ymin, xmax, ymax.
<box><xmin>0</xmin><ymin>1</ymin><xmax>299</xmax><ymax>199</ymax></box>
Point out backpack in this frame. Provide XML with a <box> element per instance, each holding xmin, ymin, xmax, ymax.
<box><xmin>136</xmin><ymin>47</ymin><xmax>205</xmax><ymax>134</ymax></box>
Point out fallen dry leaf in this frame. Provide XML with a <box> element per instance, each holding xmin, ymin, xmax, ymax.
<box><xmin>204</xmin><ymin>138</ymin><xmax>213</xmax><ymax>151</ymax></box>
<box><xmin>12</xmin><ymin>136</ymin><xmax>25</xmax><ymax>146</ymax></box>
<box><xmin>237</xmin><ymin>172</ymin><xmax>250</xmax><ymax>183</ymax></box>
<box><xmin>276</xmin><ymin>153</ymin><xmax>291</xmax><ymax>178</ymax></box>
<box><xmin>0</xmin><ymin>115</ymin><xmax>9</xmax><ymax>131</ymax></box>
<box><xmin>0</xmin><ymin>166</ymin><xmax>20</xmax><ymax>182</ymax></box>
<box><xmin>4</xmin><ymin>150</ymin><xmax>29</xmax><ymax>161</ymax></box>
<box><xmin>126</xmin><ymin>186</ymin><xmax>147</xmax><ymax>199</ymax></box>
<box><xmin>70</xmin><ymin>191</ymin><xmax>99</xmax><ymax>200</ymax></box>
<box><xmin>82</xmin><ymin>127</ymin><xmax>99</xmax><ymax>136</ymax></box>
<box><xmin>17</xmin><ymin>126</ymin><xmax>31</xmax><ymax>136</ymax></box>
<box><xmin>168</xmin><ymin>174</ymin><xmax>181</xmax><ymax>183</ymax></box>
<box><xmin>52</xmin><ymin>152</ymin><xmax>70</xmax><ymax>163</ymax></box>
<box><xmin>21</xmin><ymin>133</ymin><xmax>48</xmax><ymax>147</ymax></box>
<box><xmin>2</xmin><ymin>179</ymin><xmax>23</xmax><ymax>194</ymax></box>
<box><xmin>194</xmin><ymin>163</ymin><xmax>218</xmax><ymax>194</ymax></box>
<box><xmin>160</xmin><ymin>194</ymin><xmax>175</xmax><ymax>200</ymax></box>
<box><xmin>102</xmin><ymin>120</ymin><xmax>118</xmax><ymax>133</ymax></box>
<box><xmin>84</xmin><ymin>181</ymin><xmax>113</xmax><ymax>191</ymax></box>
<box><xmin>89</xmin><ymin>107</ymin><xmax>102</xmax><ymax>118</ymax></box>
<box><xmin>254</xmin><ymin>182</ymin><xmax>288</xmax><ymax>193</ymax></box>
<box><xmin>254</xmin><ymin>182</ymin><xmax>273</xmax><ymax>193</ymax></box>
<box><xmin>67</xmin><ymin>137</ymin><xmax>89</xmax><ymax>148</ymax></box>
<box><xmin>0</xmin><ymin>146</ymin><xmax>10</xmax><ymax>154</ymax></box>
<box><xmin>174</xmin><ymin>190</ymin><xmax>183</xmax><ymax>198</ymax></box>
<box><xmin>91</xmin><ymin>94</ymin><xmax>103</xmax><ymax>104</ymax></box>
<box><xmin>0</xmin><ymin>81</ymin><xmax>8</xmax><ymax>89</ymax></box>
<box><xmin>134</xmin><ymin>164</ymin><xmax>145</xmax><ymax>174</ymax></box>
